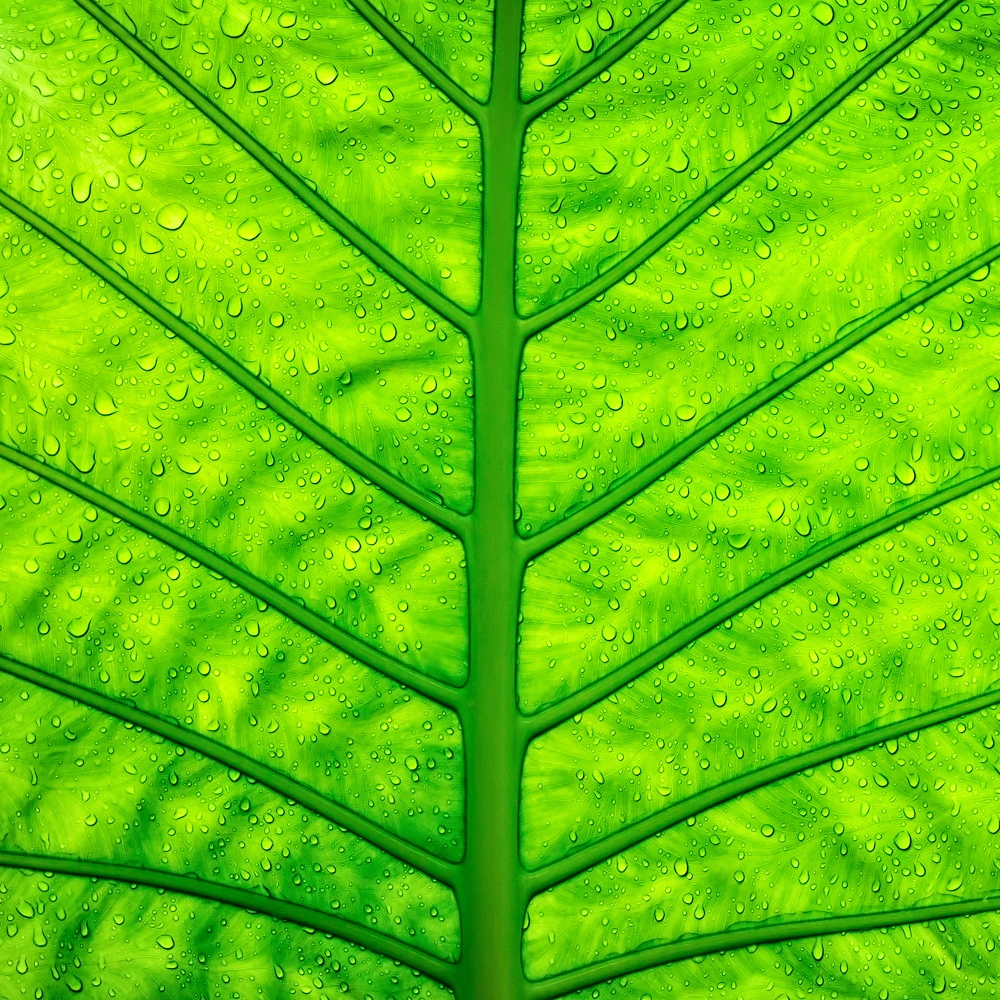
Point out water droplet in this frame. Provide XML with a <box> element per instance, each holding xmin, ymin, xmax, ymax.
<box><xmin>68</xmin><ymin>443</ymin><xmax>96</xmax><ymax>474</ymax></box>
<box><xmin>811</xmin><ymin>1</ymin><xmax>834</xmax><ymax>22</ymax></box>
<box><xmin>766</xmin><ymin>101</ymin><xmax>793</xmax><ymax>125</ymax></box>
<box><xmin>71</xmin><ymin>172</ymin><xmax>93</xmax><ymax>203</ymax></box>
<box><xmin>668</xmin><ymin>146</ymin><xmax>690</xmax><ymax>172</ymax></box>
<box><xmin>109</xmin><ymin>111</ymin><xmax>145</xmax><ymax>136</ymax></box>
<box><xmin>156</xmin><ymin>203</ymin><xmax>188</xmax><ymax>231</ymax></box>
<box><xmin>140</xmin><ymin>231</ymin><xmax>164</xmax><ymax>254</ymax></box>
<box><xmin>378</xmin><ymin>86</ymin><xmax>394</xmax><ymax>103</ymax></box>
<box><xmin>345</xmin><ymin>93</ymin><xmax>367</xmax><ymax>113</ymax></box>
<box><xmin>316</xmin><ymin>63</ymin><xmax>339</xmax><ymax>85</ymax></box>
<box><xmin>94</xmin><ymin>391</ymin><xmax>117</xmax><ymax>416</ymax></box>
<box><xmin>153</xmin><ymin>497</ymin><xmax>171</xmax><ymax>516</ymax></box>
<box><xmin>68</xmin><ymin>617</ymin><xmax>91</xmax><ymax>638</ymax></box>
<box><xmin>220</xmin><ymin>3</ymin><xmax>251</xmax><ymax>37</ymax></box>
<box><xmin>605</xmin><ymin>391</ymin><xmax>623</xmax><ymax>411</ymax></box>
<box><xmin>711</xmin><ymin>276</ymin><xmax>732</xmax><ymax>297</ymax></box>
<box><xmin>575</xmin><ymin>27</ymin><xmax>594</xmax><ymax>52</ymax></box>
<box><xmin>676</xmin><ymin>404</ymin><xmax>696</xmax><ymax>421</ymax></box>
<box><xmin>589</xmin><ymin>148</ymin><xmax>618</xmax><ymax>175</ymax></box>
<box><xmin>237</xmin><ymin>218</ymin><xmax>262</xmax><ymax>241</ymax></box>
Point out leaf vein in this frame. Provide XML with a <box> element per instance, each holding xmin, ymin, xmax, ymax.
<box><xmin>520</xmin><ymin>0</ymin><xmax>964</xmax><ymax>336</ymax></box>
<box><xmin>0</xmin><ymin>850</ymin><xmax>457</xmax><ymax>986</ymax></box>
<box><xmin>0</xmin><ymin>188</ymin><xmax>468</xmax><ymax>538</ymax></box>
<box><xmin>0</xmin><ymin>442</ymin><xmax>461</xmax><ymax>710</ymax></box>
<box><xmin>525</xmin><ymin>894</ymin><xmax>1000</xmax><ymax>998</ymax></box>
<box><xmin>527</xmin><ymin>685</ymin><xmax>1000</xmax><ymax>892</ymax></box>
<box><xmin>525</xmin><ymin>462</ymin><xmax>1000</xmax><ymax>734</ymax></box>
<box><xmin>521</xmin><ymin>240</ymin><xmax>1000</xmax><ymax>557</ymax></box>
<box><xmin>0</xmin><ymin>650</ymin><xmax>457</xmax><ymax>885</ymax></box>
<box><xmin>71</xmin><ymin>0</ymin><xmax>474</xmax><ymax>334</ymax></box>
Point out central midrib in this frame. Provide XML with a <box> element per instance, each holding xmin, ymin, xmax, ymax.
<box><xmin>453</xmin><ymin>0</ymin><xmax>532</xmax><ymax>996</ymax></box>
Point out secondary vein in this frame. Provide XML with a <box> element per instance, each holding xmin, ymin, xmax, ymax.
<box><xmin>0</xmin><ymin>189</ymin><xmax>467</xmax><ymax>540</ymax></box>
<box><xmin>525</xmin><ymin>461</ymin><xmax>1000</xmax><ymax>736</ymax></box>
<box><xmin>0</xmin><ymin>650</ymin><xmax>457</xmax><ymax>885</ymax></box>
<box><xmin>520</xmin><ymin>0</ymin><xmax>964</xmax><ymax>339</ymax></box>
<box><xmin>0</xmin><ymin>850</ymin><xmax>458</xmax><ymax>986</ymax></box>
<box><xmin>524</xmin><ymin>0</ymin><xmax>692</xmax><ymax>121</ymax></box>
<box><xmin>70</xmin><ymin>0</ymin><xmax>474</xmax><ymax>335</ymax></box>
<box><xmin>520</xmin><ymin>240</ymin><xmax>1000</xmax><ymax>560</ymax></box>
<box><xmin>525</xmin><ymin>893</ymin><xmax>1000</xmax><ymax>999</ymax></box>
<box><xmin>0</xmin><ymin>442</ymin><xmax>462</xmax><ymax>711</ymax></box>
<box><xmin>526</xmin><ymin>684</ymin><xmax>1000</xmax><ymax>893</ymax></box>
<box><xmin>345</xmin><ymin>0</ymin><xmax>484</xmax><ymax>119</ymax></box>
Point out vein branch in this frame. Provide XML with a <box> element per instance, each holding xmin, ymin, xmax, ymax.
<box><xmin>345</xmin><ymin>0</ymin><xmax>483</xmax><ymax>120</ymax></box>
<box><xmin>0</xmin><ymin>189</ymin><xmax>467</xmax><ymax>540</ymax></box>
<box><xmin>526</xmin><ymin>685</ymin><xmax>1000</xmax><ymax>893</ymax></box>
<box><xmin>521</xmin><ymin>240</ymin><xmax>1000</xmax><ymax>560</ymax></box>
<box><xmin>0</xmin><ymin>442</ymin><xmax>461</xmax><ymax>710</ymax></box>
<box><xmin>0</xmin><ymin>850</ymin><xmax>457</xmax><ymax>986</ymax></box>
<box><xmin>524</xmin><ymin>0</ymin><xmax>691</xmax><ymax>121</ymax></box>
<box><xmin>71</xmin><ymin>0</ymin><xmax>474</xmax><ymax>335</ymax></box>
<box><xmin>525</xmin><ymin>894</ymin><xmax>1000</xmax><ymax>999</ymax></box>
<box><xmin>526</xmin><ymin>462</ymin><xmax>1000</xmax><ymax>736</ymax></box>
<box><xmin>0</xmin><ymin>651</ymin><xmax>457</xmax><ymax>885</ymax></box>
<box><xmin>521</xmin><ymin>0</ymin><xmax>964</xmax><ymax>338</ymax></box>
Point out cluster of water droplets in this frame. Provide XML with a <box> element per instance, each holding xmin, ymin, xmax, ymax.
<box><xmin>0</xmin><ymin>5</ymin><xmax>476</xmax><ymax>506</ymax></box>
<box><xmin>0</xmin><ymin>872</ymin><xmax>453</xmax><ymax>998</ymax></box>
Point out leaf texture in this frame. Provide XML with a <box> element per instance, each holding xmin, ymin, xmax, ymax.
<box><xmin>2</xmin><ymin>0</ymin><xmax>1000</xmax><ymax>998</ymax></box>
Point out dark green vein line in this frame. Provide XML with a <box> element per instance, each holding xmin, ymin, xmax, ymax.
<box><xmin>0</xmin><ymin>443</ymin><xmax>461</xmax><ymax>710</ymax></box>
<box><xmin>525</xmin><ymin>685</ymin><xmax>1000</xmax><ymax>893</ymax></box>
<box><xmin>519</xmin><ymin>0</ymin><xmax>962</xmax><ymax>337</ymax></box>
<box><xmin>0</xmin><ymin>650</ymin><xmax>457</xmax><ymax>885</ymax></box>
<box><xmin>520</xmin><ymin>241</ymin><xmax>1000</xmax><ymax>560</ymax></box>
<box><xmin>524</xmin><ymin>0</ymin><xmax>691</xmax><ymax>120</ymax></box>
<box><xmin>70</xmin><ymin>0</ymin><xmax>474</xmax><ymax>335</ymax></box>
<box><xmin>524</xmin><ymin>462</ymin><xmax>1000</xmax><ymax>737</ymax></box>
<box><xmin>345</xmin><ymin>0</ymin><xmax>483</xmax><ymax>118</ymax></box>
<box><xmin>0</xmin><ymin>850</ymin><xmax>457</xmax><ymax>985</ymax></box>
<box><xmin>0</xmin><ymin>189</ymin><xmax>466</xmax><ymax>539</ymax></box>
<box><xmin>525</xmin><ymin>894</ymin><xmax>1000</xmax><ymax>999</ymax></box>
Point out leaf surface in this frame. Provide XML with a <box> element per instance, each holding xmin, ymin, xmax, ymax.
<box><xmin>1</xmin><ymin>1</ymin><xmax>999</xmax><ymax>999</ymax></box>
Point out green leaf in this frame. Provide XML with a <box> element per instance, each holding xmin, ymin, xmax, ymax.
<box><xmin>1</xmin><ymin>1</ymin><xmax>999</xmax><ymax>999</ymax></box>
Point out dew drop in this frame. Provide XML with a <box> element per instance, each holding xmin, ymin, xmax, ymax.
<box><xmin>711</xmin><ymin>276</ymin><xmax>732</xmax><ymax>297</ymax></box>
<box><xmin>316</xmin><ymin>63</ymin><xmax>339</xmax><ymax>85</ymax></box>
<box><xmin>237</xmin><ymin>218</ymin><xmax>262</xmax><ymax>240</ymax></box>
<box><xmin>156</xmin><ymin>203</ymin><xmax>188</xmax><ymax>231</ymax></box>
<box><xmin>109</xmin><ymin>111</ymin><xmax>144</xmax><ymax>136</ymax></box>
<box><xmin>94</xmin><ymin>391</ymin><xmax>117</xmax><ymax>416</ymax></box>
<box><xmin>71</xmin><ymin>172</ymin><xmax>93</xmax><ymax>203</ymax></box>
<box><xmin>220</xmin><ymin>3</ymin><xmax>251</xmax><ymax>37</ymax></box>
